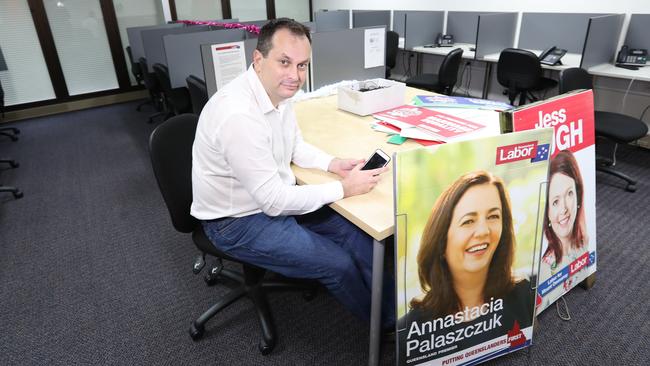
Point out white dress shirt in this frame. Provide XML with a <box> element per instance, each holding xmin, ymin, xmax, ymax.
<box><xmin>191</xmin><ymin>65</ymin><xmax>344</xmax><ymax>220</ymax></box>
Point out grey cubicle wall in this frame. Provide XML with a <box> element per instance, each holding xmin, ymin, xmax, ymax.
<box><xmin>142</xmin><ymin>25</ymin><xmax>209</xmax><ymax>72</ymax></box>
<box><xmin>313</xmin><ymin>10</ymin><xmax>350</xmax><ymax>32</ymax></box>
<box><xmin>518</xmin><ymin>13</ymin><xmax>604</xmax><ymax>53</ymax></box>
<box><xmin>474</xmin><ymin>13</ymin><xmax>517</xmax><ymax>59</ymax></box>
<box><xmin>311</xmin><ymin>26</ymin><xmax>386</xmax><ymax>90</ymax></box>
<box><xmin>201</xmin><ymin>38</ymin><xmax>257</xmax><ymax>98</ymax></box>
<box><xmin>393</xmin><ymin>11</ymin><xmax>444</xmax><ymax>49</ymax></box>
<box><xmin>127</xmin><ymin>23</ymin><xmax>182</xmax><ymax>62</ymax></box>
<box><xmin>447</xmin><ymin>12</ymin><xmax>497</xmax><ymax>45</ymax></box>
<box><xmin>352</xmin><ymin>10</ymin><xmax>390</xmax><ymax>28</ymax></box>
<box><xmin>580</xmin><ymin>14</ymin><xmax>625</xmax><ymax>69</ymax></box>
<box><xmin>624</xmin><ymin>14</ymin><xmax>650</xmax><ymax>51</ymax></box>
<box><xmin>164</xmin><ymin>28</ymin><xmax>246</xmax><ymax>88</ymax></box>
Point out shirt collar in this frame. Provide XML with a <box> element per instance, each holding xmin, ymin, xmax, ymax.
<box><xmin>246</xmin><ymin>64</ymin><xmax>289</xmax><ymax>114</ymax></box>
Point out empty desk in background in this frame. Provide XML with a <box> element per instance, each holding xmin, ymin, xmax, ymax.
<box><xmin>587</xmin><ymin>64</ymin><xmax>650</xmax><ymax>82</ymax></box>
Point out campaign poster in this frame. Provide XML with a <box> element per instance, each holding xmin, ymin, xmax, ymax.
<box><xmin>395</xmin><ymin>128</ymin><xmax>553</xmax><ymax>365</ymax></box>
<box><xmin>511</xmin><ymin>90</ymin><xmax>597</xmax><ymax>314</ymax></box>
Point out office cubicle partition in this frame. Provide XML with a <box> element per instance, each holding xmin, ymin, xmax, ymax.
<box><xmin>580</xmin><ymin>14</ymin><xmax>625</xmax><ymax>69</ymax></box>
<box><xmin>518</xmin><ymin>13</ymin><xmax>604</xmax><ymax>53</ymax></box>
<box><xmin>474</xmin><ymin>12</ymin><xmax>517</xmax><ymax>60</ymax></box>
<box><xmin>352</xmin><ymin>10</ymin><xmax>391</xmax><ymax>28</ymax></box>
<box><xmin>313</xmin><ymin>10</ymin><xmax>350</xmax><ymax>32</ymax></box>
<box><xmin>624</xmin><ymin>14</ymin><xmax>650</xmax><ymax>52</ymax></box>
<box><xmin>201</xmin><ymin>39</ymin><xmax>257</xmax><ymax>98</ymax></box>
<box><xmin>127</xmin><ymin>24</ymin><xmax>183</xmax><ymax>62</ymax></box>
<box><xmin>447</xmin><ymin>11</ymin><xmax>497</xmax><ymax>45</ymax></box>
<box><xmin>164</xmin><ymin>29</ymin><xmax>247</xmax><ymax>88</ymax></box>
<box><xmin>142</xmin><ymin>25</ymin><xmax>209</xmax><ymax>72</ymax></box>
<box><xmin>311</xmin><ymin>26</ymin><xmax>386</xmax><ymax>90</ymax></box>
<box><xmin>393</xmin><ymin>11</ymin><xmax>444</xmax><ymax>49</ymax></box>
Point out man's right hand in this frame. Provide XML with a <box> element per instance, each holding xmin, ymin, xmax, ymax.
<box><xmin>340</xmin><ymin>163</ymin><xmax>389</xmax><ymax>198</ymax></box>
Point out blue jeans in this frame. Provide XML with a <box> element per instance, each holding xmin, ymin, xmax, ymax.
<box><xmin>202</xmin><ymin>207</ymin><xmax>395</xmax><ymax>327</ymax></box>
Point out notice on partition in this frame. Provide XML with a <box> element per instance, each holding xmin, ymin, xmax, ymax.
<box><xmin>364</xmin><ymin>28</ymin><xmax>385</xmax><ymax>69</ymax></box>
<box><xmin>211</xmin><ymin>41</ymin><xmax>247</xmax><ymax>90</ymax></box>
<box><xmin>395</xmin><ymin>129</ymin><xmax>553</xmax><ymax>365</ymax></box>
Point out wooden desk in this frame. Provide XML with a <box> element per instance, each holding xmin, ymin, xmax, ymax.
<box><xmin>292</xmin><ymin>87</ymin><xmax>422</xmax><ymax>366</ymax></box>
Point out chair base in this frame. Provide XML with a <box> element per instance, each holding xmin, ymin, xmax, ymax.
<box><xmin>597</xmin><ymin>162</ymin><xmax>637</xmax><ymax>192</ymax></box>
<box><xmin>0</xmin><ymin>185</ymin><xmax>23</xmax><ymax>199</ymax></box>
<box><xmin>189</xmin><ymin>264</ymin><xmax>317</xmax><ymax>355</ymax></box>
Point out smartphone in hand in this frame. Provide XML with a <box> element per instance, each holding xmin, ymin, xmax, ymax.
<box><xmin>361</xmin><ymin>149</ymin><xmax>391</xmax><ymax>170</ymax></box>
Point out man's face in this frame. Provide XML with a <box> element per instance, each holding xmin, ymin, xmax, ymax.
<box><xmin>253</xmin><ymin>28</ymin><xmax>311</xmax><ymax>107</ymax></box>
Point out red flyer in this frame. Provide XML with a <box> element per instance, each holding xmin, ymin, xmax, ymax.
<box><xmin>373</xmin><ymin>105</ymin><xmax>485</xmax><ymax>142</ymax></box>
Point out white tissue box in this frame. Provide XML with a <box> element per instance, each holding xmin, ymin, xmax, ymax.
<box><xmin>337</xmin><ymin>79</ymin><xmax>406</xmax><ymax>116</ymax></box>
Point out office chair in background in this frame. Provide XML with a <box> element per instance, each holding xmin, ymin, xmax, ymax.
<box><xmin>385</xmin><ymin>30</ymin><xmax>399</xmax><ymax>79</ymax></box>
<box><xmin>559</xmin><ymin>67</ymin><xmax>648</xmax><ymax>192</ymax></box>
<box><xmin>185</xmin><ymin>75</ymin><xmax>208</xmax><ymax>116</ymax></box>
<box><xmin>125</xmin><ymin>46</ymin><xmax>152</xmax><ymax>112</ymax></box>
<box><xmin>0</xmin><ymin>85</ymin><xmax>23</xmax><ymax>199</ymax></box>
<box><xmin>149</xmin><ymin>114</ymin><xmax>316</xmax><ymax>355</ymax></box>
<box><xmin>405</xmin><ymin>47</ymin><xmax>463</xmax><ymax>95</ymax></box>
<box><xmin>497</xmin><ymin>48</ymin><xmax>558</xmax><ymax>106</ymax></box>
<box><xmin>139</xmin><ymin>57</ymin><xmax>165</xmax><ymax>123</ymax></box>
<box><xmin>153</xmin><ymin>63</ymin><xmax>192</xmax><ymax>119</ymax></box>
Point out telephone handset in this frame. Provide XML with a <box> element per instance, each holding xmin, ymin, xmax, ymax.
<box><xmin>616</xmin><ymin>45</ymin><xmax>647</xmax><ymax>66</ymax></box>
<box><xmin>436</xmin><ymin>33</ymin><xmax>454</xmax><ymax>47</ymax></box>
<box><xmin>539</xmin><ymin>46</ymin><xmax>567</xmax><ymax>66</ymax></box>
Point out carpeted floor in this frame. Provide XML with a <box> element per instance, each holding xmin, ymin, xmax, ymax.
<box><xmin>0</xmin><ymin>101</ymin><xmax>648</xmax><ymax>365</ymax></box>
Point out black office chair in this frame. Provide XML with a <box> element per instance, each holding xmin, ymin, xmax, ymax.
<box><xmin>559</xmin><ymin>67</ymin><xmax>648</xmax><ymax>192</ymax></box>
<box><xmin>185</xmin><ymin>75</ymin><xmax>208</xmax><ymax>116</ymax></box>
<box><xmin>405</xmin><ymin>47</ymin><xmax>463</xmax><ymax>95</ymax></box>
<box><xmin>125</xmin><ymin>47</ymin><xmax>153</xmax><ymax>112</ymax></box>
<box><xmin>497</xmin><ymin>48</ymin><xmax>558</xmax><ymax>106</ymax></box>
<box><xmin>125</xmin><ymin>46</ymin><xmax>143</xmax><ymax>85</ymax></box>
<box><xmin>139</xmin><ymin>57</ymin><xmax>165</xmax><ymax>123</ymax></box>
<box><xmin>153</xmin><ymin>63</ymin><xmax>192</xmax><ymax>119</ymax></box>
<box><xmin>149</xmin><ymin>114</ymin><xmax>316</xmax><ymax>354</ymax></box>
<box><xmin>385</xmin><ymin>30</ymin><xmax>399</xmax><ymax>79</ymax></box>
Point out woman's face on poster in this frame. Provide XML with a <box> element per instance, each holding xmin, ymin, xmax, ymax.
<box><xmin>445</xmin><ymin>183</ymin><xmax>503</xmax><ymax>277</ymax></box>
<box><xmin>547</xmin><ymin>172</ymin><xmax>577</xmax><ymax>242</ymax></box>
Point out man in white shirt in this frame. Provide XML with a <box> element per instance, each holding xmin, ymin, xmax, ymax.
<box><xmin>192</xmin><ymin>19</ymin><xmax>394</xmax><ymax>329</ymax></box>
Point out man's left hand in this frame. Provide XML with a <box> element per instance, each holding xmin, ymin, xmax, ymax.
<box><xmin>328</xmin><ymin>158</ymin><xmax>364</xmax><ymax>178</ymax></box>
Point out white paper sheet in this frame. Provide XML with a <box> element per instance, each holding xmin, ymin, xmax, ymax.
<box><xmin>211</xmin><ymin>41</ymin><xmax>247</xmax><ymax>90</ymax></box>
<box><xmin>364</xmin><ymin>28</ymin><xmax>385</xmax><ymax>69</ymax></box>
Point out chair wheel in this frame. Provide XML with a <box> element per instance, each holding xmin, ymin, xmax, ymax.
<box><xmin>625</xmin><ymin>184</ymin><xmax>636</xmax><ymax>192</ymax></box>
<box><xmin>10</xmin><ymin>161</ymin><xmax>19</xmax><ymax>168</ymax></box>
<box><xmin>10</xmin><ymin>135</ymin><xmax>18</xmax><ymax>142</ymax></box>
<box><xmin>204</xmin><ymin>264</ymin><xmax>222</xmax><ymax>286</ymax></box>
<box><xmin>189</xmin><ymin>322</ymin><xmax>204</xmax><ymax>340</ymax></box>
<box><xmin>13</xmin><ymin>190</ymin><xmax>24</xmax><ymax>199</ymax></box>
<box><xmin>259</xmin><ymin>340</ymin><xmax>274</xmax><ymax>355</ymax></box>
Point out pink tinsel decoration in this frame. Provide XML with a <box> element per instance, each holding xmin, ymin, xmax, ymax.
<box><xmin>177</xmin><ymin>20</ymin><xmax>261</xmax><ymax>34</ymax></box>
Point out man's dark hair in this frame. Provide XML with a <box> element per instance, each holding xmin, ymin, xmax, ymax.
<box><xmin>256</xmin><ymin>18</ymin><xmax>311</xmax><ymax>57</ymax></box>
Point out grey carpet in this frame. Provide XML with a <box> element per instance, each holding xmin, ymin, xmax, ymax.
<box><xmin>0</xmin><ymin>101</ymin><xmax>648</xmax><ymax>365</ymax></box>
